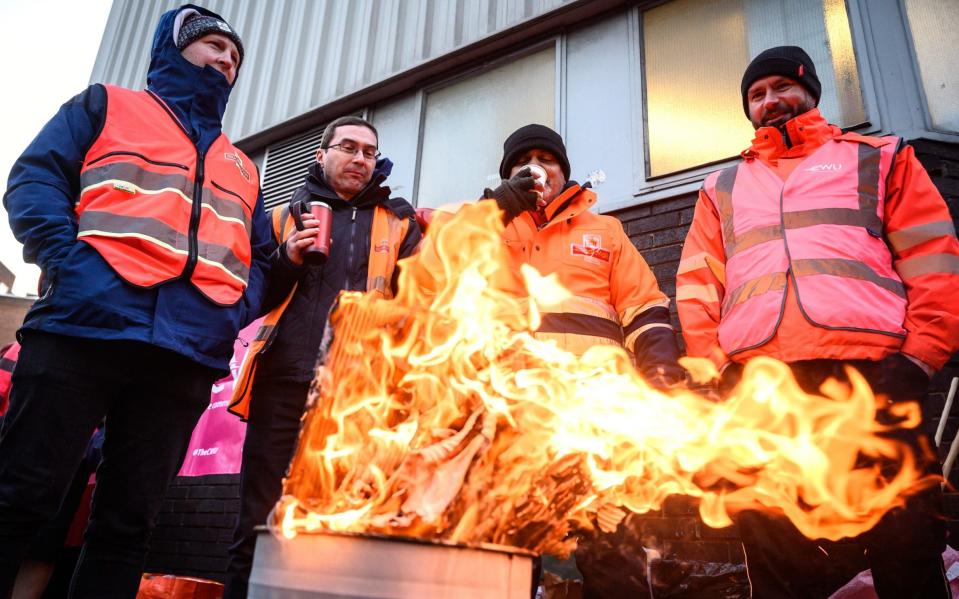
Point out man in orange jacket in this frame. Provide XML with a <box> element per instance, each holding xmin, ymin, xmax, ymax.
<box><xmin>677</xmin><ymin>46</ymin><xmax>959</xmax><ymax>598</ymax></box>
<box><xmin>485</xmin><ymin>124</ymin><xmax>684</xmax><ymax>384</ymax></box>
<box><xmin>484</xmin><ymin>125</ymin><xmax>684</xmax><ymax>596</ymax></box>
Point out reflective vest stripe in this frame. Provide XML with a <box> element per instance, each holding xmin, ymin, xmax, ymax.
<box><xmin>723</xmin><ymin>272</ymin><xmax>788</xmax><ymax>312</ymax></box>
<box><xmin>78</xmin><ymin>211</ymin><xmax>189</xmax><ymax>253</ymax></box>
<box><xmin>714</xmin><ymin>167</ymin><xmax>737</xmax><ymax>247</ymax></box>
<box><xmin>791</xmin><ymin>258</ymin><xmax>906</xmax><ymax>298</ymax></box>
<box><xmin>716</xmin><ymin>144</ymin><xmax>886</xmax><ymax>259</ymax></box>
<box><xmin>855</xmin><ymin>143</ymin><xmax>882</xmax><ymax>232</ymax></box>
<box><xmin>200</xmin><ymin>188</ymin><xmax>252</xmax><ymax>231</ymax></box>
<box><xmin>82</xmin><ymin>166</ymin><xmax>250</xmax><ymax>235</ymax></box>
<box><xmin>77</xmin><ymin>211</ymin><xmax>249</xmax><ymax>282</ymax></box>
<box><xmin>80</xmin><ymin>162</ymin><xmax>191</xmax><ymax>200</ymax></box>
<box><xmin>888</xmin><ymin>220</ymin><xmax>958</xmax><ymax>253</ymax></box>
<box><xmin>196</xmin><ymin>250</ymin><xmax>249</xmax><ymax>286</ymax></box>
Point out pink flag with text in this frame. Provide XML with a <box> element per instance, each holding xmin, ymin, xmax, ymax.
<box><xmin>178</xmin><ymin>319</ymin><xmax>261</xmax><ymax>477</ymax></box>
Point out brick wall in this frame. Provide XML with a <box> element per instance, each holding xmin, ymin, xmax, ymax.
<box><xmin>144</xmin><ymin>474</ymin><xmax>240</xmax><ymax>582</ymax></box>
<box><xmin>0</xmin><ymin>294</ymin><xmax>33</xmax><ymax>347</ymax></box>
<box><xmin>145</xmin><ymin>138</ymin><xmax>959</xmax><ymax>587</ymax></box>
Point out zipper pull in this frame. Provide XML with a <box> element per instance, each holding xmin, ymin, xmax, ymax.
<box><xmin>352</xmin><ymin>208</ymin><xmax>357</xmax><ymax>222</ymax></box>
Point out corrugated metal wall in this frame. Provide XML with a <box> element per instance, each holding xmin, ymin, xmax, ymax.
<box><xmin>91</xmin><ymin>0</ymin><xmax>577</xmax><ymax>144</ymax></box>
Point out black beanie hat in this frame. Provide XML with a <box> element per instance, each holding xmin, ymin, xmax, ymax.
<box><xmin>499</xmin><ymin>124</ymin><xmax>571</xmax><ymax>181</ymax></box>
<box><xmin>740</xmin><ymin>46</ymin><xmax>821</xmax><ymax>116</ymax></box>
<box><xmin>175</xmin><ymin>10</ymin><xmax>245</xmax><ymax>67</ymax></box>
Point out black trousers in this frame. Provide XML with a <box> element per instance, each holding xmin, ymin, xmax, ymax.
<box><xmin>740</xmin><ymin>359</ymin><xmax>951</xmax><ymax>599</ymax></box>
<box><xmin>223</xmin><ymin>379</ymin><xmax>310</xmax><ymax>599</ymax></box>
<box><xmin>0</xmin><ymin>331</ymin><xmax>215</xmax><ymax>599</ymax></box>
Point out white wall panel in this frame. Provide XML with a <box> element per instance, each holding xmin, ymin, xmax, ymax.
<box><xmin>92</xmin><ymin>0</ymin><xmax>576</xmax><ymax>144</ymax></box>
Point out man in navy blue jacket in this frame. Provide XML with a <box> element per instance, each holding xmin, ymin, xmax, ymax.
<box><xmin>0</xmin><ymin>5</ymin><xmax>272</xmax><ymax>596</ymax></box>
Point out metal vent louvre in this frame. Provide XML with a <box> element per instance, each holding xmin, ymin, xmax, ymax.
<box><xmin>261</xmin><ymin>124</ymin><xmax>327</xmax><ymax>210</ymax></box>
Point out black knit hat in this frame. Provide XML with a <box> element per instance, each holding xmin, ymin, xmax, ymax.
<box><xmin>740</xmin><ymin>46</ymin><xmax>821</xmax><ymax>116</ymax></box>
<box><xmin>175</xmin><ymin>10</ymin><xmax>244</xmax><ymax>67</ymax></box>
<box><xmin>499</xmin><ymin>124</ymin><xmax>571</xmax><ymax>181</ymax></box>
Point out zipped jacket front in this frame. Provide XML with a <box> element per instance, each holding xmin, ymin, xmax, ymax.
<box><xmin>677</xmin><ymin>109</ymin><xmax>959</xmax><ymax>370</ymax></box>
<box><xmin>702</xmin><ymin>130</ymin><xmax>905</xmax><ymax>355</ymax></box>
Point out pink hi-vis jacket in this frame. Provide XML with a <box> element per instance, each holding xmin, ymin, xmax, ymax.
<box><xmin>677</xmin><ymin>109</ymin><xmax>959</xmax><ymax>370</ymax></box>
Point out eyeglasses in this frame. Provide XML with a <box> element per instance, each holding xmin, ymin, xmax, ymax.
<box><xmin>327</xmin><ymin>142</ymin><xmax>380</xmax><ymax>161</ymax></box>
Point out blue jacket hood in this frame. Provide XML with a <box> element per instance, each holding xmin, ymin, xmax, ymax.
<box><xmin>147</xmin><ymin>4</ymin><xmax>238</xmax><ymax>150</ymax></box>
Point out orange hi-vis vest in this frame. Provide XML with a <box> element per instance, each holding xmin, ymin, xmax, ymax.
<box><xmin>77</xmin><ymin>85</ymin><xmax>259</xmax><ymax>305</ymax></box>
<box><xmin>228</xmin><ymin>202</ymin><xmax>410</xmax><ymax>420</ymax></box>
<box><xmin>703</xmin><ymin>133</ymin><xmax>906</xmax><ymax>355</ymax></box>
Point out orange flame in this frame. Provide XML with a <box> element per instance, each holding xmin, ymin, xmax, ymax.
<box><xmin>277</xmin><ymin>201</ymin><xmax>933</xmax><ymax>556</ymax></box>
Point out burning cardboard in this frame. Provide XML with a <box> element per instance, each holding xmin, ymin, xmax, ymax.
<box><xmin>275</xmin><ymin>201</ymin><xmax>935</xmax><ymax>556</ymax></box>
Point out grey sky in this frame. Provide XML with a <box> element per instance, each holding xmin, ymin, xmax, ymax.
<box><xmin>0</xmin><ymin>0</ymin><xmax>113</xmax><ymax>295</ymax></box>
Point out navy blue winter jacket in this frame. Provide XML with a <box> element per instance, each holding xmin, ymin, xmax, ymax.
<box><xmin>2</xmin><ymin>5</ymin><xmax>273</xmax><ymax>372</ymax></box>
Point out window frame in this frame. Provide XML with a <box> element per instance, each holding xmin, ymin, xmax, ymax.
<box><xmin>896</xmin><ymin>0</ymin><xmax>959</xmax><ymax>137</ymax></box>
<box><xmin>612</xmin><ymin>0</ymin><xmax>885</xmax><ymax>212</ymax></box>
<box><xmin>410</xmin><ymin>37</ymin><xmax>565</xmax><ymax>208</ymax></box>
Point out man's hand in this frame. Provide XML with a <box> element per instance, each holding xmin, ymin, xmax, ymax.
<box><xmin>285</xmin><ymin>213</ymin><xmax>321</xmax><ymax>266</ymax></box>
<box><xmin>484</xmin><ymin>167</ymin><xmax>538</xmax><ymax>224</ymax></box>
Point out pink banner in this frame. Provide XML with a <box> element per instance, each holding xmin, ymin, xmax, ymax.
<box><xmin>178</xmin><ymin>319</ymin><xmax>261</xmax><ymax>477</ymax></box>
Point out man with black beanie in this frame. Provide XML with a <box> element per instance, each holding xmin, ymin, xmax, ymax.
<box><xmin>484</xmin><ymin>123</ymin><xmax>684</xmax><ymax>386</ymax></box>
<box><xmin>677</xmin><ymin>45</ymin><xmax>959</xmax><ymax>598</ymax></box>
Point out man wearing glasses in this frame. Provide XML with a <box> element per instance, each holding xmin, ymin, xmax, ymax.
<box><xmin>222</xmin><ymin>116</ymin><xmax>422</xmax><ymax>598</ymax></box>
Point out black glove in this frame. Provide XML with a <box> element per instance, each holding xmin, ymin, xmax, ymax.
<box><xmin>873</xmin><ymin>353</ymin><xmax>930</xmax><ymax>404</ymax></box>
<box><xmin>644</xmin><ymin>363</ymin><xmax>688</xmax><ymax>391</ymax></box>
<box><xmin>483</xmin><ymin>167</ymin><xmax>538</xmax><ymax>224</ymax></box>
<box><xmin>718</xmin><ymin>361</ymin><xmax>744</xmax><ymax>397</ymax></box>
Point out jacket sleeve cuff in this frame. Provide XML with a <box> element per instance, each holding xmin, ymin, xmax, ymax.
<box><xmin>900</xmin><ymin>337</ymin><xmax>948</xmax><ymax>373</ymax></box>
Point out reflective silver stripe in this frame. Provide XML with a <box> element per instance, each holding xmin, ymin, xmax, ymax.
<box><xmin>722</xmin><ymin>272</ymin><xmax>787</xmax><ymax>313</ymax></box>
<box><xmin>77</xmin><ymin>210</ymin><xmax>188</xmax><ymax>252</ymax></box>
<box><xmin>888</xmin><ymin>221</ymin><xmax>958</xmax><ymax>253</ymax></box>
<box><xmin>723</xmin><ymin>143</ymin><xmax>886</xmax><ymax>258</ymax></box>
<box><xmin>856</xmin><ymin>143</ymin><xmax>883</xmax><ymax>234</ymax></box>
<box><xmin>897</xmin><ymin>253</ymin><xmax>959</xmax><ymax>280</ymax></box>
<box><xmin>201</xmin><ymin>187</ymin><xmax>252</xmax><ymax>233</ymax></box>
<box><xmin>79</xmin><ymin>210</ymin><xmax>248</xmax><ymax>282</ymax></box>
<box><xmin>726</xmin><ymin>225</ymin><xmax>781</xmax><ymax>256</ymax></box>
<box><xmin>80</xmin><ymin>162</ymin><xmax>192</xmax><ymax>200</ymax></box>
<box><xmin>782</xmin><ymin>208</ymin><xmax>877</xmax><ymax>229</ymax></box>
<box><xmin>196</xmin><ymin>238</ymin><xmax>250</xmax><ymax>282</ymax></box>
<box><xmin>714</xmin><ymin>166</ymin><xmax>738</xmax><ymax>248</ymax></box>
<box><xmin>792</xmin><ymin>258</ymin><xmax>906</xmax><ymax>298</ymax></box>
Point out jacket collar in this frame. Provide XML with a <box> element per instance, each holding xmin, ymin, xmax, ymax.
<box><xmin>540</xmin><ymin>182</ymin><xmax>596</xmax><ymax>226</ymax></box>
<box><xmin>743</xmin><ymin>108</ymin><xmax>841</xmax><ymax>163</ymax></box>
<box><xmin>302</xmin><ymin>158</ymin><xmax>411</xmax><ymax>217</ymax></box>
<box><xmin>146</xmin><ymin>5</ymin><xmax>236</xmax><ymax>151</ymax></box>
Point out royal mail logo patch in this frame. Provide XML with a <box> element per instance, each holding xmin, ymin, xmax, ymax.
<box><xmin>571</xmin><ymin>234</ymin><xmax>610</xmax><ymax>262</ymax></box>
<box><xmin>224</xmin><ymin>152</ymin><xmax>252</xmax><ymax>182</ymax></box>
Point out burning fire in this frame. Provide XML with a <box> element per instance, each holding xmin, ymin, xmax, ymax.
<box><xmin>276</xmin><ymin>201</ymin><xmax>934</xmax><ymax>557</ymax></box>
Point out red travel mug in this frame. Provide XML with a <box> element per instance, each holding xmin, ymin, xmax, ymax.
<box><xmin>303</xmin><ymin>200</ymin><xmax>332</xmax><ymax>265</ymax></box>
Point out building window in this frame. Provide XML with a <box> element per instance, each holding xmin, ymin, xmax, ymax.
<box><xmin>904</xmin><ymin>0</ymin><xmax>959</xmax><ymax>134</ymax></box>
<box><xmin>415</xmin><ymin>46</ymin><xmax>556</xmax><ymax>209</ymax></box>
<box><xmin>642</xmin><ymin>0</ymin><xmax>865</xmax><ymax>178</ymax></box>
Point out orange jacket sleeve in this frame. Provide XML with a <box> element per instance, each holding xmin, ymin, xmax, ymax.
<box><xmin>884</xmin><ymin>144</ymin><xmax>959</xmax><ymax>370</ymax></box>
<box><xmin>676</xmin><ymin>189</ymin><xmax>729</xmax><ymax>369</ymax></box>
<box><xmin>610</xmin><ymin>218</ymin><xmax>681</xmax><ymax>376</ymax></box>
